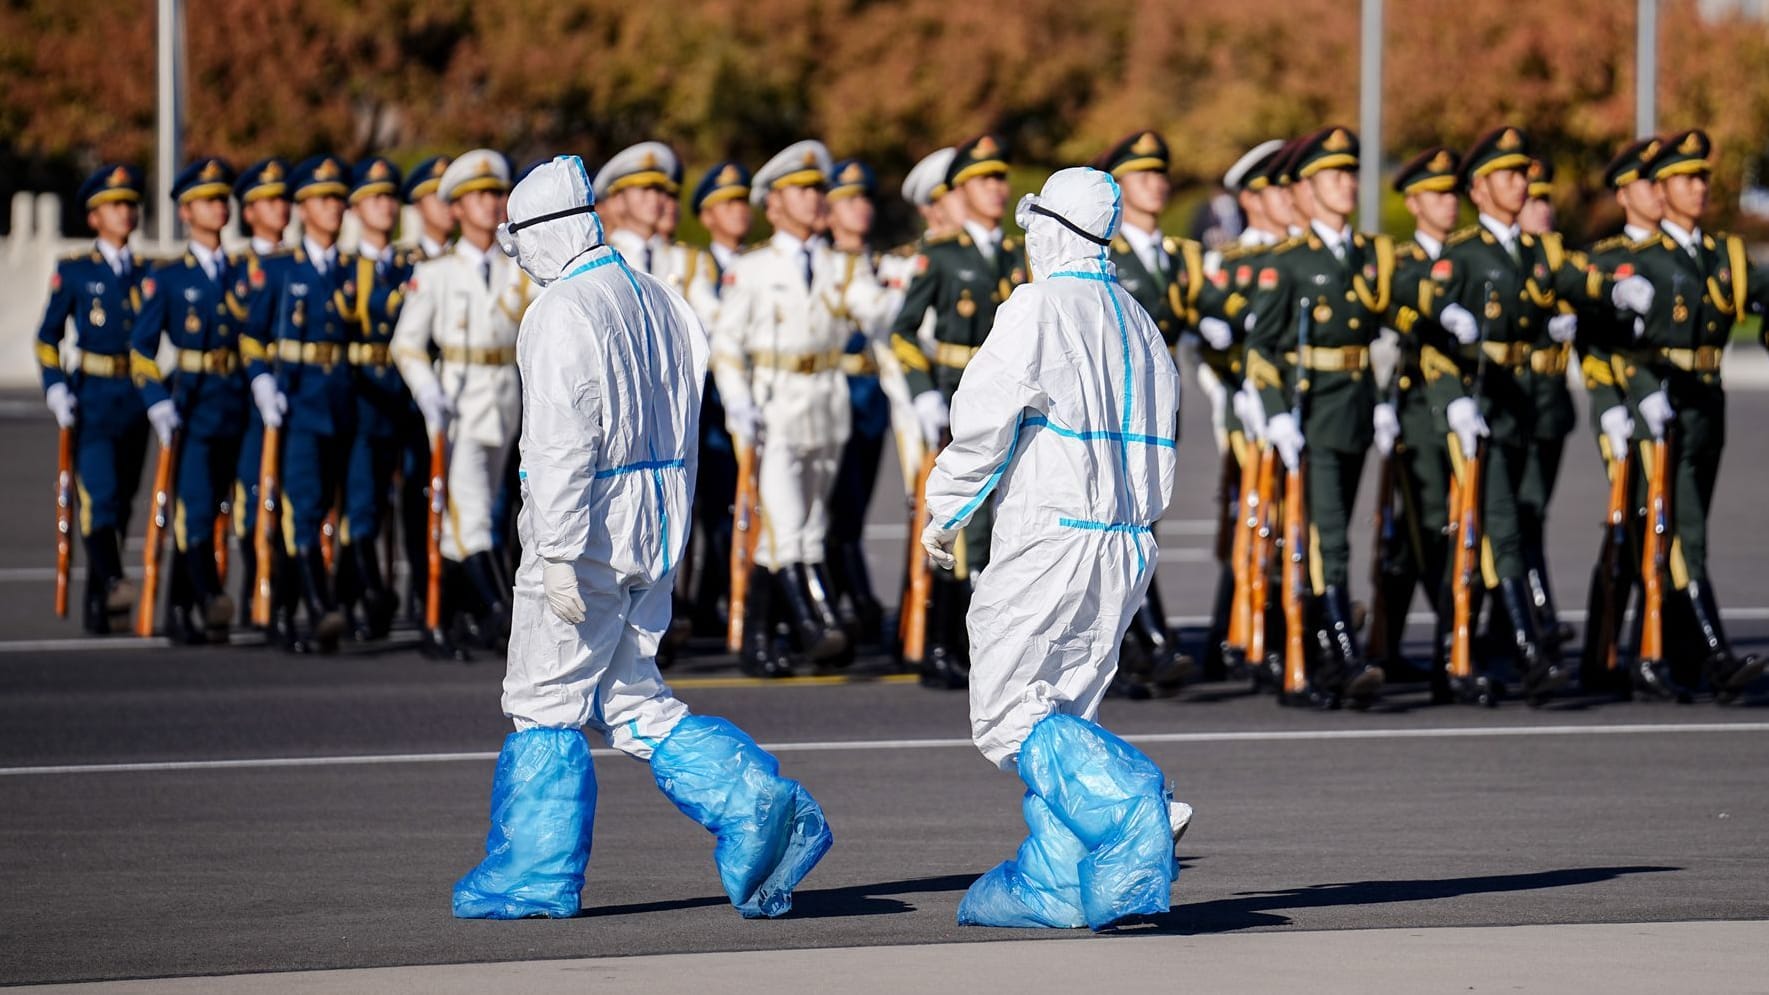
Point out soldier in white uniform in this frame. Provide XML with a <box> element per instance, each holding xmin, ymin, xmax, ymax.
<box><xmin>595</xmin><ymin>142</ymin><xmax>721</xmax><ymax>323</ymax></box>
<box><xmin>391</xmin><ymin>149</ymin><xmax>539</xmax><ymax>658</ymax></box>
<box><xmin>711</xmin><ymin>140</ymin><xmax>898</xmax><ymax>675</ymax></box>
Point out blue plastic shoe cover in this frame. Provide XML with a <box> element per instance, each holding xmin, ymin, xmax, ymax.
<box><xmin>957</xmin><ymin>791</ymin><xmax>1089</xmax><ymax>928</ymax></box>
<box><xmin>651</xmin><ymin>715</ymin><xmax>834</xmax><ymax>918</ymax></box>
<box><xmin>452</xmin><ymin>728</ymin><xmax>596</xmax><ymax>919</ymax></box>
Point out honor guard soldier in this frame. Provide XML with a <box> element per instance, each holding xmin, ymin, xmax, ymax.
<box><xmin>711</xmin><ymin>140</ymin><xmax>898</xmax><ymax>676</ymax></box>
<box><xmin>254</xmin><ymin>155</ymin><xmax>357</xmax><ymax>653</ymax></box>
<box><xmin>37</xmin><ymin>164</ymin><xmax>149</xmax><ymax>634</ymax></box>
<box><xmin>405</xmin><ymin>155</ymin><xmax>456</xmax><ymax>259</ymax></box>
<box><xmin>132</xmin><ymin>157</ymin><xmax>248</xmax><ymax>644</ymax></box>
<box><xmin>1245</xmin><ymin>127</ymin><xmax>1389</xmax><ymax>708</ymax></box>
<box><xmin>679</xmin><ymin>160</ymin><xmax>752</xmax><ymax>638</ymax></box>
<box><xmin>392</xmin><ymin>149</ymin><xmax>535</xmax><ymax>658</ymax></box>
<box><xmin>1515</xmin><ymin>156</ymin><xmax>1578</xmax><ymax>649</ymax></box>
<box><xmin>1097</xmin><ymin>130</ymin><xmax>1217</xmax><ymax>693</ymax></box>
<box><xmin>823</xmin><ymin>158</ymin><xmax>891</xmax><ymax>643</ymax></box>
<box><xmin>888</xmin><ymin>134</ymin><xmax>1027</xmax><ymax>688</ymax></box>
<box><xmin>1415</xmin><ymin>126</ymin><xmax>1647</xmax><ymax>704</ymax></box>
<box><xmin>873</xmin><ymin>146</ymin><xmax>957</xmax><ymax>486</ymax></box>
<box><xmin>1612</xmin><ymin>130</ymin><xmax>1769</xmax><ymax>700</ymax></box>
<box><xmin>596</xmin><ymin>142</ymin><xmax>721</xmax><ymax>322</ymax></box>
<box><xmin>1573</xmin><ymin>139</ymin><xmax>1661</xmax><ymax>690</ymax></box>
<box><xmin>335</xmin><ymin>157</ymin><xmax>413</xmax><ymax>641</ymax></box>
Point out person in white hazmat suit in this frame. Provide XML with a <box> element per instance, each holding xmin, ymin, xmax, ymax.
<box><xmin>452</xmin><ymin>156</ymin><xmax>833</xmax><ymax>921</ymax></box>
<box><xmin>919</xmin><ymin>168</ymin><xmax>1191</xmax><ymax>930</ymax></box>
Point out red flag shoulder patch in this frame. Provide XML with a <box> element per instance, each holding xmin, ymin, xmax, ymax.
<box><xmin>1234</xmin><ymin>264</ymin><xmax>1253</xmax><ymax>287</ymax></box>
<box><xmin>49</xmin><ymin>270</ymin><xmax>61</xmax><ymax>292</ymax></box>
<box><xmin>1614</xmin><ymin>263</ymin><xmax>1635</xmax><ymax>279</ymax></box>
<box><xmin>1431</xmin><ymin>259</ymin><xmax>1453</xmax><ymax>281</ymax></box>
<box><xmin>141</xmin><ymin>277</ymin><xmax>156</xmax><ymax>299</ymax></box>
<box><xmin>1257</xmin><ymin>268</ymin><xmax>1279</xmax><ymax>290</ymax></box>
<box><xmin>1208</xmin><ymin>269</ymin><xmax>1229</xmax><ymax>288</ymax></box>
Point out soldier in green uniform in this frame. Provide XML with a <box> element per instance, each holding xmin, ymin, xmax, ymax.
<box><xmin>1414</xmin><ymin>126</ymin><xmax>1644</xmax><ymax>704</ymax></box>
<box><xmin>1245</xmin><ymin>126</ymin><xmax>1390</xmax><ymax>708</ymax></box>
<box><xmin>1612</xmin><ymin>130</ymin><xmax>1769</xmax><ymax>700</ymax></box>
<box><xmin>889</xmin><ymin>134</ymin><xmax>1028</xmax><ymax>688</ymax></box>
<box><xmin>1515</xmin><ymin>156</ymin><xmax>1579</xmax><ymax>649</ymax></box>
<box><xmin>1377</xmin><ymin>146</ymin><xmax>1462</xmax><ymax>685</ymax></box>
<box><xmin>1573</xmin><ymin>138</ymin><xmax>1662</xmax><ymax>691</ymax></box>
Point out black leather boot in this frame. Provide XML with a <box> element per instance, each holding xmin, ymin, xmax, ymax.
<box><xmin>82</xmin><ymin>527</ymin><xmax>127</xmax><ymax>635</ymax></box>
<box><xmin>463</xmin><ymin>551</ymin><xmax>513</xmax><ymax>651</ymax></box>
<box><xmin>295</xmin><ymin>544</ymin><xmax>344</xmax><ymax>654</ymax></box>
<box><xmin>1203</xmin><ymin>563</ymin><xmax>1234</xmax><ymax>681</ymax></box>
<box><xmin>418</xmin><ymin>558</ymin><xmax>471</xmax><ymax>662</ymax></box>
<box><xmin>1139</xmin><ymin>578</ymin><xmax>1196</xmax><ymax>695</ymax></box>
<box><xmin>1501</xmin><ymin>576</ymin><xmax>1568</xmax><ymax>705</ymax></box>
<box><xmin>1324</xmin><ymin>585</ymin><xmax>1383</xmax><ymax>707</ymax></box>
<box><xmin>1526</xmin><ymin>565</ymin><xmax>1574</xmax><ymax>651</ymax></box>
<box><xmin>350</xmin><ymin>541</ymin><xmax>397</xmax><ymax>640</ymax></box>
<box><xmin>774</xmin><ymin>563</ymin><xmax>845</xmax><ymax>661</ymax></box>
<box><xmin>740</xmin><ymin>565</ymin><xmax>792</xmax><ymax>678</ymax></box>
<box><xmin>807</xmin><ymin>561</ymin><xmax>856</xmax><ymax>668</ymax></box>
<box><xmin>1687</xmin><ymin>580</ymin><xmax>1767</xmax><ymax>700</ymax></box>
<box><xmin>921</xmin><ymin>577</ymin><xmax>965</xmax><ymax>690</ymax></box>
<box><xmin>834</xmin><ymin>539</ymin><xmax>885</xmax><ymax>647</ymax></box>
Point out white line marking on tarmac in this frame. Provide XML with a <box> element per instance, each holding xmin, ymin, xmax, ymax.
<box><xmin>862</xmin><ymin>519</ymin><xmax>1216</xmax><ymax>541</ymax></box>
<box><xmin>3</xmin><ymin>722</ymin><xmax>1765</xmax><ymax>777</ymax></box>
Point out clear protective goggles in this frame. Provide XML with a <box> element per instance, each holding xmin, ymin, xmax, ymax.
<box><xmin>1013</xmin><ymin>193</ymin><xmax>1112</xmax><ymax>247</ymax></box>
<box><xmin>494</xmin><ymin>203</ymin><xmax>598</xmax><ymax>258</ymax></box>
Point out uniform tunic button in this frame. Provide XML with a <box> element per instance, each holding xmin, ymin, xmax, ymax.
<box><xmin>1344</xmin><ymin>291</ymin><xmax>1357</xmax><ymax>302</ymax></box>
<box><xmin>1348</xmin><ymin>318</ymin><xmax>1360</xmax><ymax>329</ymax></box>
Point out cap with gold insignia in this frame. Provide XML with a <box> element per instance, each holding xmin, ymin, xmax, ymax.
<box><xmin>901</xmin><ymin>147</ymin><xmax>957</xmax><ymax>207</ymax></box>
<box><xmin>593</xmin><ymin>141</ymin><xmax>680</xmax><ymax>200</ymax></box>
<box><xmin>290</xmin><ymin>155</ymin><xmax>351</xmax><ymax>202</ymax></box>
<box><xmin>750</xmin><ymin>140</ymin><xmax>832</xmax><ymax>206</ymax></box>
<box><xmin>1224</xmin><ymin>139</ymin><xmax>1288</xmax><ymax>193</ymax></box>
<box><xmin>1645</xmin><ymin>129</ymin><xmax>1712</xmax><ymax>180</ymax></box>
<box><xmin>945</xmin><ymin>133</ymin><xmax>1010</xmax><ymax>188</ymax></box>
<box><xmin>350</xmin><ymin>156</ymin><xmax>402</xmax><ymax>204</ymax></box>
<box><xmin>1525</xmin><ymin>157</ymin><xmax>1554</xmax><ymax>200</ymax></box>
<box><xmin>171</xmin><ymin>157</ymin><xmax>235</xmax><ymax>204</ymax></box>
<box><xmin>1602</xmin><ymin>138</ymin><xmax>1658</xmax><ymax>189</ymax></box>
<box><xmin>827</xmin><ymin>159</ymin><xmax>877</xmax><ymax>201</ymax></box>
<box><xmin>1097</xmin><ymin>130</ymin><xmax>1170</xmax><ymax>178</ymax></box>
<box><xmin>1269</xmin><ymin>138</ymin><xmax>1308</xmax><ymax>187</ymax></box>
<box><xmin>692</xmin><ymin>160</ymin><xmax>751</xmax><ymax>214</ymax></box>
<box><xmin>1458</xmin><ymin>125</ymin><xmax>1532</xmax><ymax>186</ymax></box>
<box><xmin>402</xmin><ymin>155</ymin><xmax>451</xmax><ymax>203</ymax></box>
<box><xmin>438</xmin><ymin>149</ymin><xmax>511</xmax><ymax>204</ymax></box>
<box><xmin>78</xmin><ymin>164</ymin><xmax>144</xmax><ymax>210</ymax></box>
<box><xmin>1291</xmin><ymin>126</ymin><xmax>1360</xmax><ymax>180</ymax></box>
<box><xmin>1392</xmin><ymin>145</ymin><xmax>1461</xmax><ymax>195</ymax></box>
<box><xmin>234</xmin><ymin>158</ymin><xmax>289</xmax><ymax>205</ymax></box>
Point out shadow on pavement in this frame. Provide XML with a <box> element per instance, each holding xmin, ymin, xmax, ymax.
<box><xmin>1128</xmin><ymin>864</ymin><xmax>1681</xmax><ymax>935</ymax></box>
<box><xmin>580</xmin><ymin>873</ymin><xmax>979</xmax><ymax>920</ymax></box>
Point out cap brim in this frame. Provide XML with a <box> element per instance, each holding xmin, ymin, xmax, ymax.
<box><xmin>1298</xmin><ymin>153</ymin><xmax>1359</xmax><ymax>179</ymax></box>
<box><xmin>349</xmin><ymin>182</ymin><xmax>399</xmax><ymax>204</ymax></box>
<box><xmin>241</xmin><ymin>183</ymin><xmax>288</xmax><ymax>204</ymax></box>
<box><xmin>950</xmin><ymin>160</ymin><xmax>1009</xmax><ymax>186</ymax></box>
<box><xmin>178</xmin><ymin>182</ymin><xmax>233</xmax><ymax>204</ymax></box>
<box><xmin>295</xmin><ymin>182</ymin><xmax>349</xmax><ymax>202</ymax></box>
<box><xmin>1471</xmin><ymin>153</ymin><xmax>1531</xmax><ymax>179</ymax></box>
<box><xmin>696</xmin><ymin>186</ymin><xmax>750</xmax><ymax>212</ymax></box>
<box><xmin>445</xmin><ymin>177</ymin><xmax>511</xmax><ymax>202</ymax></box>
<box><xmin>87</xmin><ymin>189</ymin><xmax>141</xmax><ymax>208</ymax></box>
<box><xmin>1110</xmin><ymin>157</ymin><xmax>1169</xmax><ymax>178</ymax></box>
<box><xmin>405</xmin><ymin>179</ymin><xmax>441</xmax><ymax>203</ymax></box>
<box><xmin>769</xmin><ymin>168</ymin><xmax>827</xmax><ymax>191</ymax></box>
<box><xmin>607</xmin><ymin>171</ymin><xmax>674</xmax><ymax>195</ymax></box>
<box><xmin>1653</xmin><ymin>159</ymin><xmax>1712</xmax><ymax>180</ymax></box>
<box><xmin>1402</xmin><ymin>175</ymin><xmax>1458</xmax><ymax>194</ymax></box>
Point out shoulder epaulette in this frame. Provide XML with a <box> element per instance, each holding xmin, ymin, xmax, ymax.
<box><xmin>1270</xmin><ymin>234</ymin><xmax>1307</xmax><ymax>254</ymax></box>
<box><xmin>1446</xmin><ymin>225</ymin><xmax>1482</xmax><ymax>247</ymax></box>
<box><xmin>923</xmin><ymin>232</ymin><xmax>960</xmax><ymax>247</ymax></box>
<box><xmin>1396</xmin><ymin>240</ymin><xmax>1424</xmax><ymax>260</ymax></box>
<box><xmin>1589</xmin><ymin>234</ymin><xmax>1631</xmax><ymax>254</ymax></box>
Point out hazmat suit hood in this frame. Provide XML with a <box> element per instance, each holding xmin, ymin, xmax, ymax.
<box><xmin>1015</xmin><ymin>167</ymin><xmax>1122</xmax><ymax>282</ymax></box>
<box><xmin>501</xmin><ymin>155</ymin><xmax>606</xmax><ymax>285</ymax></box>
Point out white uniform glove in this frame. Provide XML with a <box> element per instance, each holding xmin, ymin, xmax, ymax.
<box><xmin>920</xmin><ymin>520</ymin><xmax>957</xmax><ymax>571</ymax></box>
<box><xmin>542</xmin><ymin>559</ymin><xmax>585</xmax><ymax>625</ymax></box>
<box><xmin>1198</xmin><ymin>316</ymin><xmax>1235</xmax><ymax>351</ymax></box>
<box><xmin>1612</xmin><ymin>275</ymin><xmax>1655</xmax><ymax>315</ymax></box>
<box><xmin>1598</xmin><ymin>405</ymin><xmax>1635</xmax><ymax>459</ymax></box>
<box><xmin>1373</xmin><ymin>402</ymin><xmax>1400</xmax><ymax>457</ymax></box>
<box><xmin>1266</xmin><ymin>412</ymin><xmax>1303</xmax><ymax>471</ymax></box>
<box><xmin>413</xmin><ymin>380</ymin><xmax>455</xmax><ymax>437</ymax></box>
<box><xmin>251</xmin><ymin>373</ymin><xmax>287</xmax><ymax>430</ymax></box>
<box><xmin>1638</xmin><ymin>388</ymin><xmax>1674</xmax><ymax>441</ymax></box>
<box><xmin>146</xmin><ymin>399</ymin><xmax>180</xmax><ymax>448</ymax></box>
<box><xmin>913</xmin><ymin>390</ymin><xmax>949</xmax><ymax>446</ymax></box>
<box><xmin>44</xmin><ymin>383</ymin><xmax>77</xmax><ymax>429</ymax></box>
<box><xmin>1446</xmin><ymin>396</ymin><xmax>1490</xmax><ymax>459</ymax></box>
<box><xmin>725</xmin><ymin>399</ymin><xmax>764</xmax><ymax>445</ymax></box>
<box><xmin>1439</xmin><ymin>303</ymin><xmax>1480</xmax><ymax>345</ymax></box>
<box><xmin>1547</xmin><ymin>313</ymin><xmax>1579</xmax><ymax>344</ymax></box>
<box><xmin>1234</xmin><ymin>381</ymin><xmax>1268</xmax><ymax>442</ymax></box>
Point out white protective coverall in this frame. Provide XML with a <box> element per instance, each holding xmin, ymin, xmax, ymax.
<box><xmin>922</xmin><ymin>167</ymin><xmax>1181</xmax><ymax>772</ymax></box>
<box><xmin>500</xmin><ymin>156</ymin><xmax>707</xmax><ymax>756</ymax></box>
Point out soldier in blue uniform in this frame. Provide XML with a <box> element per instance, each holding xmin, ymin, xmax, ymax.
<box><xmin>231</xmin><ymin>158</ymin><xmax>300</xmax><ymax>643</ymax></box>
<box><xmin>252</xmin><ymin>155</ymin><xmax>358</xmax><ymax>653</ymax></box>
<box><xmin>405</xmin><ymin>155</ymin><xmax>455</xmax><ymax>260</ymax></box>
<box><xmin>132</xmin><ymin>157</ymin><xmax>249</xmax><ymax>644</ymax></box>
<box><xmin>37</xmin><ymin>164</ymin><xmax>149</xmax><ymax>634</ymax></box>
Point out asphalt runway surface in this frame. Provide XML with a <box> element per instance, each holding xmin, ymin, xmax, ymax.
<box><xmin>2</xmin><ymin>369</ymin><xmax>1767</xmax><ymax>988</ymax></box>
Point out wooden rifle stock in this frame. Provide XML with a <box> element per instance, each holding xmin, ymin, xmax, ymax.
<box><xmin>1225</xmin><ymin>445</ymin><xmax>1260</xmax><ymax>654</ymax></box>
<box><xmin>137</xmin><ymin>432</ymin><xmax>179</xmax><ymax>637</ymax></box>
<box><xmin>1449</xmin><ymin>442</ymin><xmax>1485</xmax><ymax>680</ymax></box>
<box><xmin>1246</xmin><ymin>446</ymin><xmax>1278</xmax><ymax>669</ymax></box>
<box><xmin>1281</xmin><ymin>461</ymin><xmax>1309</xmax><ymax>695</ymax></box>
<box><xmin>251</xmin><ymin>427</ymin><xmax>281</xmax><ymax>626</ymax></box>
<box><xmin>1640</xmin><ymin>435</ymin><xmax>1671</xmax><ymax>666</ymax></box>
<box><xmin>54</xmin><ymin>427</ymin><xmax>73</xmax><ymax>617</ymax></box>
<box><xmin>726</xmin><ymin>441</ymin><xmax>761</xmax><ymax>653</ymax></box>
<box><xmin>900</xmin><ymin>449</ymin><xmax>938</xmax><ymax>664</ymax></box>
<box><xmin>1591</xmin><ymin>448</ymin><xmax>1632</xmax><ymax>672</ymax></box>
<box><xmin>426</xmin><ymin>430</ymin><xmax>447</xmax><ymax>632</ymax></box>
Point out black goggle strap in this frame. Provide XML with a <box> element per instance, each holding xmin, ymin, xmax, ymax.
<box><xmin>508</xmin><ymin>203</ymin><xmax>597</xmax><ymax>235</ymax></box>
<box><xmin>1028</xmin><ymin>203</ymin><xmax>1111</xmax><ymax>247</ymax></box>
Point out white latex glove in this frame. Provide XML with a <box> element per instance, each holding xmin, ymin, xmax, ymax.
<box><xmin>1638</xmin><ymin>389</ymin><xmax>1674</xmax><ymax>441</ymax></box>
<box><xmin>1632</xmin><ymin>316</ymin><xmax>1646</xmax><ymax>340</ymax></box>
<box><xmin>1373</xmin><ymin>402</ymin><xmax>1400</xmax><ymax>457</ymax></box>
<box><xmin>414</xmin><ymin>380</ymin><xmax>455</xmax><ymax>437</ymax></box>
<box><xmin>725</xmin><ymin>399</ymin><xmax>764</xmax><ymax>445</ymax></box>
<box><xmin>1598</xmin><ymin>405</ymin><xmax>1635</xmax><ymax>458</ymax></box>
<box><xmin>251</xmin><ymin>373</ymin><xmax>287</xmax><ymax>429</ymax></box>
<box><xmin>920</xmin><ymin>520</ymin><xmax>957</xmax><ymax>571</ymax></box>
<box><xmin>1446</xmin><ymin>396</ymin><xmax>1490</xmax><ymax>459</ymax></box>
<box><xmin>1234</xmin><ymin>381</ymin><xmax>1268</xmax><ymax>442</ymax></box>
<box><xmin>1267</xmin><ymin>412</ymin><xmax>1303</xmax><ymax>471</ymax></box>
<box><xmin>1612</xmin><ymin>275</ymin><xmax>1655</xmax><ymax>315</ymax></box>
<box><xmin>1198</xmin><ymin>316</ymin><xmax>1234</xmax><ymax>351</ymax></box>
<box><xmin>542</xmin><ymin>559</ymin><xmax>585</xmax><ymax>625</ymax></box>
<box><xmin>1439</xmin><ymin>303</ymin><xmax>1479</xmax><ymax>345</ymax></box>
<box><xmin>1548</xmin><ymin>313</ymin><xmax>1578</xmax><ymax>344</ymax></box>
<box><xmin>146</xmin><ymin>399</ymin><xmax>180</xmax><ymax>448</ymax></box>
<box><xmin>913</xmin><ymin>389</ymin><xmax>949</xmax><ymax>446</ymax></box>
<box><xmin>44</xmin><ymin>383</ymin><xmax>77</xmax><ymax>429</ymax></box>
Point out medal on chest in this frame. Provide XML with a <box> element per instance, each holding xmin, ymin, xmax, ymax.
<box><xmin>957</xmin><ymin>289</ymin><xmax>977</xmax><ymax>318</ymax></box>
<box><xmin>1672</xmin><ymin>296</ymin><xmax>1689</xmax><ymax>324</ymax></box>
<box><xmin>89</xmin><ymin>300</ymin><xmax>106</xmax><ymax>328</ymax></box>
<box><xmin>186</xmin><ymin>309</ymin><xmax>203</xmax><ymax>333</ymax></box>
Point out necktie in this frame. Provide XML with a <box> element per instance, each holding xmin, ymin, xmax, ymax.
<box><xmin>644</xmin><ymin>245</ymin><xmax>654</xmax><ymax>274</ymax></box>
<box><xmin>801</xmin><ymin>246</ymin><xmax>814</xmax><ymax>288</ymax></box>
<box><xmin>1503</xmin><ymin>236</ymin><xmax>1522</xmax><ymax>269</ymax></box>
<box><xmin>480</xmin><ymin>257</ymin><xmax>492</xmax><ymax>288</ymax></box>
